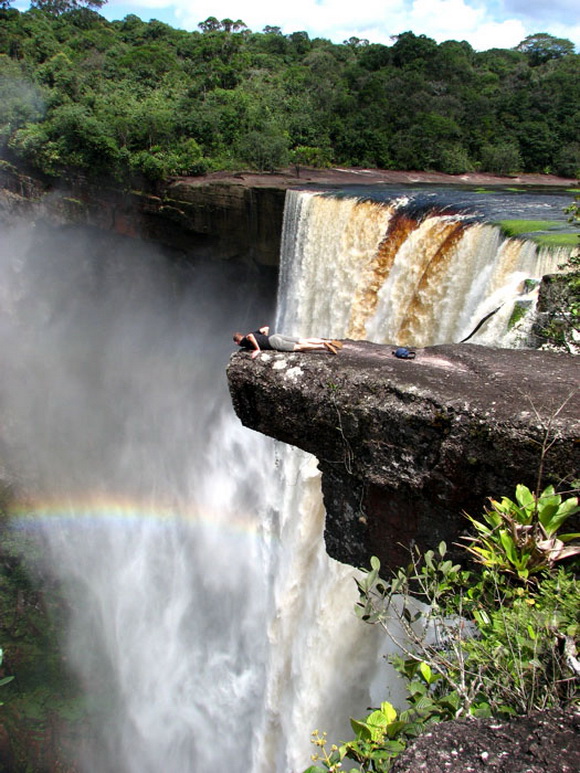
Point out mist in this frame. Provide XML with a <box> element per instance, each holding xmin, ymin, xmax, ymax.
<box><xmin>0</xmin><ymin>219</ymin><xmax>282</xmax><ymax>771</ymax></box>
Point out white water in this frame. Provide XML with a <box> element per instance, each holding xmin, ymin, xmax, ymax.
<box><xmin>278</xmin><ymin>190</ymin><xmax>565</xmax><ymax>348</ymax></box>
<box><xmin>0</xmin><ymin>190</ymin><xmax>570</xmax><ymax>772</ymax></box>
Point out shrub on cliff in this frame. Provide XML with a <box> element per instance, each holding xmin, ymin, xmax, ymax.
<box><xmin>304</xmin><ymin>485</ymin><xmax>580</xmax><ymax>773</ymax></box>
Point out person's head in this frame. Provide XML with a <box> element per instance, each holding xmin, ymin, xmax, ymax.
<box><xmin>233</xmin><ymin>332</ymin><xmax>243</xmax><ymax>345</ymax></box>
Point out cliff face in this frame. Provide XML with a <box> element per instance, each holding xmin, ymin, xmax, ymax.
<box><xmin>227</xmin><ymin>340</ymin><xmax>580</xmax><ymax>572</ymax></box>
<box><xmin>0</xmin><ymin>164</ymin><xmax>286</xmax><ymax>266</ymax></box>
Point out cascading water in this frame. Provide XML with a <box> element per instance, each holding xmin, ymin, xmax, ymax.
<box><xmin>278</xmin><ymin>190</ymin><xmax>566</xmax><ymax>347</ymax></box>
<box><xmin>0</xmin><ymin>186</ymin><xmax>572</xmax><ymax>772</ymax></box>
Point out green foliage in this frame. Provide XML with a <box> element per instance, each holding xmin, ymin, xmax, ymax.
<box><xmin>555</xmin><ymin>143</ymin><xmax>580</xmax><ymax>179</ymax></box>
<box><xmin>307</xmin><ymin>702</ymin><xmax>409</xmax><ymax>772</ymax></box>
<box><xmin>0</xmin><ymin>55</ymin><xmax>46</xmax><ymax>147</ymax></box>
<box><xmin>463</xmin><ymin>484</ymin><xmax>580</xmax><ymax>580</ymax></box>
<box><xmin>290</xmin><ymin>145</ymin><xmax>332</xmax><ymax>175</ymax></box>
<box><xmin>30</xmin><ymin>0</ymin><xmax>106</xmax><ymax>15</ymax></box>
<box><xmin>515</xmin><ymin>33</ymin><xmax>575</xmax><ymax>66</ymax></box>
<box><xmin>0</xmin><ymin>516</ymin><xmax>89</xmax><ymax>770</ymax></box>
<box><xmin>236</xmin><ymin>126</ymin><xmax>289</xmax><ymax>172</ymax></box>
<box><xmin>303</xmin><ymin>483</ymin><xmax>579</xmax><ymax>773</ymax></box>
<box><xmin>0</xmin><ymin>10</ymin><xmax>579</xmax><ymax>182</ymax></box>
<box><xmin>480</xmin><ymin>142</ymin><xmax>523</xmax><ymax>176</ymax></box>
<box><xmin>497</xmin><ymin>219</ymin><xmax>562</xmax><ymax>237</ymax></box>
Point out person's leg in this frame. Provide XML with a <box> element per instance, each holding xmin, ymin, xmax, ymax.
<box><xmin>295</xmin><ymin>342</ymin><xmax>325</xmax><ymax>351</ymax></box>
<box><xmin>295</xmin><ymin>341</ymin><xmax>338</xmax><ymax>354</ymax></box>
<box><xmin>298</xmin><ymin>337</ymin><xmax>343</xmax><ymax>348</ymax></box>
<box><xmin>298</xmin><ymin>337</ymin><xmax>327</xmax><ymax>345</ymax></box>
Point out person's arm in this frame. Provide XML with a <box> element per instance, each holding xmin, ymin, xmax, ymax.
<box><xmin>246</xmin><ymin>333</ymin><xmax>262</xmax><ymax>359</ymax></box>
<box><xmin>258</xmin><ymin>326</ymin><xmax>270</xmax><ymax>335</ymax></box>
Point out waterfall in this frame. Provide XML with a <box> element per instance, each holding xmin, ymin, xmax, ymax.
<box><xmin>278</xmin><ymin>189</ymin><xmax>565</xmax><ymax>347</ymax></box>
<box><xmin>265</xmin><ymin>188</ymin><xmax>571</xmax><ymax>769</ymax></box>
<box><xmin>0</xmin><ymin>187</ymin><xmax>570</xmax><ymax>773</ymax></box>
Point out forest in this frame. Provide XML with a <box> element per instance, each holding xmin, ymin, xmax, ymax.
<box><xmin>0</xmin><ymin>1</ymin><xmax>579</xmax><ymax>187</ymax></box>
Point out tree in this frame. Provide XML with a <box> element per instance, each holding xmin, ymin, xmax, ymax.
<box><xmin>0</xmin><ymin>56</ymin><xmax>45</xmax><ymax>147</ymax></box>
<box><xmin>31</xmin><ymin>0</ymin><xmax>106</xmax><ymax>13</ymax></box>
<box><xmin>220</xmin><ymin>18</ymin><xmax>247</xmax><ymax>33</ymax></box>
<box><xmin>515</xmin><ymin>33</ymin><xmax>575</xmax><ymax>66</ymax></box>
<box><xmin>390</xmin><ymin>31</ymin><xmax>438</xmax><ymax>70</ymax></box>
<box><xmin>289</xmin><ymin>145</ymin><xmax>332</xmax><ymax>176</ymax></box>
<box><xmin>555</xmin><ymin>143</ymin><xmax>580</xmax><ymax>179</ymax></box>
<box><xmin>343</xmin><ymin>36</ymin><xmax>369</xmax><ymax>48</ymax></box>
<box><xmin>236</xmin><ymin>126</ymin><xmax>289</xmax><ymax>172</ymax></box>
<box><xmin>480</xmin><ymin>141</ymin><xmax>522</xmax><ymax>175</ymax></box>
<box><xmin>517</xmin><ymin>120</ymin><xmax>557</xmax><ymax>172</ymax></box>
<box><xmin>198</xmin><ymin>17</ymin><xmax>221</xmax><ymax>33</ymax></box>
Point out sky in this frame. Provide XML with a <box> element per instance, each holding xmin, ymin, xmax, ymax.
<box><xmin>84</xmin><ymin>0</ymin><xmax>579</xmax><ymax>52</ymax></box>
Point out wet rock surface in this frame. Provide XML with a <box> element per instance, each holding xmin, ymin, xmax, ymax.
<box><xmin>390</xmin><ymin>708</ymin><xmax>580</xmax><ymax>773</ymax></box>
<box><xmin>227</xmin><ymin>340</ymin><xmax>580</xmax><ymax>571</ymax></box>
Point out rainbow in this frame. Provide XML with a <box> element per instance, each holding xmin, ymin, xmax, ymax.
<box><xmin>7</xmin><ymin>492</ymin><xmax>271</xmax><ymax>543</ymax></box>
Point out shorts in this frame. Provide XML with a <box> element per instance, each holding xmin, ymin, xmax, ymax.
<box><xmin>268</xmin><ymin>334</ymin><xmax>299</xmax><ymax>351</ymax></box>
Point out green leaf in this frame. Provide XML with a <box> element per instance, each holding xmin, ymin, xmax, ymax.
<box><xmin>407</xmin><ymin>680</ymin><xmax>427</xmax><ymax>697</ymax></box>
<box><xmin>413</xmin><ymin>695</ymin><xmax>436</xmax><ymax>713</ymax></box>
<box><xmin>542</xmin><ymin>497</ymin><xmax>580</xmax><ymax>536</ymax></box>
<box><xmin>379</xmin><ymin>701</ymin><xmax>398</xmax><ymax>724</ymax></box>
<box><xmin>303</xmin><ymin>767</ymin><xmax>327</xmax><ymax>773</ymax></box>
<box><xmin>439</xmin><ymin>691</ymin><xmax>460</xmax><ymax>710</ymax></box>
<box><xmin>499</xmin><ymin>530</ymin><xmax>518</xmax><ymax>564</ymax></box>
<box><xmin>516</xmin><ymin>484</ymin><xmax>536</xmax><ymax>515</ymax></box>
<box><xmin>386</xmin><ymin>719</ymin><xmax>408</xmax><ymax>739</ymax></box>
<box><xmin>350</xmin><ymin>717</ymin><xmax>372</xmax><ymax>741</ymax></box>
<box><xmin>470</xmin><ymin>701</ymin><xmax>492</xmax><ymax>718</ymax></box>
<box><xmin>370</xmin><ymin>555</ymin><xmax>381</xmax><ymax>571</ymax></box>
<box><xmin>536</xmin><ymin>497</ymin><xmax>560</xmax><ymax>526</ymax></box>
<box><xmin>559</xmin><ymin>532</ymin><xmax>580</xmax><ymax>542</ymax></box>
<box><xmin>419</xmin><ymin>662</ymin><xmax>433</xmax><ymax>684</ymax></box>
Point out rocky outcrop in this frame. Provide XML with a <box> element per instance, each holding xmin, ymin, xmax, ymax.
<box><xmin>390</xmin><ymin>708</ymin><xmax>580</xmax><ymax>773</ymax></box>
<box><xmin>0</xmin><ymin>163</ymin><xmax>286</xmax><ymax>266</ymax></box>
<box><xmin>227</xmin><ymin>340</ymin><xmax>580</xmax><ymax>572</ymax></box>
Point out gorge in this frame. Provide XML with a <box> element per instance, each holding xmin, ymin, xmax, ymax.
<box><xmin>0</xmin><ymin>171</ymin><xmax>578</xmax><ymax>772</ymax></box>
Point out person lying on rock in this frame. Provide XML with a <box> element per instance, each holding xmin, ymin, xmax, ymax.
<box><xmin>233</xmin><ymin>326</ymin><xmax>342</xmax><ymax>358</ymax></box>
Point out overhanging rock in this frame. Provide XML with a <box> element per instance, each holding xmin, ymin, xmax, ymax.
<box><xmin>227</xmin><ymin>341</ymin><xmax>580</xmax><ymax>572</ymax></box>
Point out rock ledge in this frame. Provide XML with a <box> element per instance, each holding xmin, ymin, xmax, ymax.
<box><xmin>227</xmin><ymin>341</ymin><xmax>579</xmax><ymax>570</ymax></box>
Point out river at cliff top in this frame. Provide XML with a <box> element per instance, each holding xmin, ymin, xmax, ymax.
<box><xmin>295</xmin><ymin>184</ymin><xmax>576</xmax><ymax>231</ymax></box>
